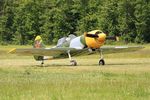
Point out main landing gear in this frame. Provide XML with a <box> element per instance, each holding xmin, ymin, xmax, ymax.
<box><xmin>67</xmin><ymin>50</ymin><xmax>77</xmax><ymax>66</ymax></box>
<box><xmin>98</xmin><ymin>49</ymin><xmax>105</xmax><ymax>65</ymax></box>
<box><xmin>41</xmin><ymin>60</ymin><xmax>44</xmax><ymax>66</ymax></box>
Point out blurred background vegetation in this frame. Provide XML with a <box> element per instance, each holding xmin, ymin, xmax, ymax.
<box><xmin>0</xmin><ymin>0</ymin><xmax>149</xmax><ymax>45</ymax></box>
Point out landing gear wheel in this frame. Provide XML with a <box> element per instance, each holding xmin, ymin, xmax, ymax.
<box><xmin>41</xmin><ymin>60</ymin><xmax>44</xmax><ymax>67</ymax></box>
<box><xmin>70</xmin><ymin>60</ymin><xmax>77</xmax><ymax>66</ymax></box>
<box><xmin>99</xmin><ymin>59</ymin><xmax>105</xmax><ymax>65</ymax></box>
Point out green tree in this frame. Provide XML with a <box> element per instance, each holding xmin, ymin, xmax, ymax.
<box><xmin>13</xmin><ymin>0</ymin><xmax>42</xmax><ymax>44</ymax></box>
<box><xmin>0</xmin><ymin>0</ymin><xmax>150</xmax><ymax>44</ymax></box>
<box><xmin>134</xmin><ymin>0</ymin><xmax>150</xmax><ymax>43</ymax></box>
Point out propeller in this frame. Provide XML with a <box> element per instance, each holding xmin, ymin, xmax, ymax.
<box><xmin>85</xmin><ymin>32</ymin><xmax>119</xmax><ymax>41</ymax></box>
<box><xmin>85</xmin><ymin>31</ymin><xmax>101</xmax><ymax>38</ymax></box>
<box><xmin>86</xmin><ymin>34</ymin><xmax>98</xmax><ymax>38</ymax></box>
<box><xmin>106</xmin><ymin>36</ymin><xmax>119</xmax><ymax>41</ymax></box>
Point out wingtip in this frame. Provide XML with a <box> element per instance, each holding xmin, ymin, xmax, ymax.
<box><xmin>8</xmin><ymin>48</ymin><xmax>16</xmax><ymax>54</ymax></box>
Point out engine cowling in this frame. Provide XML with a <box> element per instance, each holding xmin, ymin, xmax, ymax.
<box><xmin>85</xmin><ymin>30</ymin><xmax>106</xmax><ymax>49</ymax></box>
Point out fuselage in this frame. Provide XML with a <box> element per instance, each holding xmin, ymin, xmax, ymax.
<box><xmin>70</xmin><ymin>30</ymin><xmax>106</xmax><ymax>49</ymax></box>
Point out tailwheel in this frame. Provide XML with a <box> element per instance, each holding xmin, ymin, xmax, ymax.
<box><xmin>99</xmin><ymin>59</ymin><xmax>105</xmax><ymax>65</ymax></box>
<box><xmin>70</xmin><ymin>60</ymin><xmax>77</xmax><ymax>66</ymax></box>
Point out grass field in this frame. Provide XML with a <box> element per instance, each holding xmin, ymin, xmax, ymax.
<box><xmin>0</xmin><ymin>45</ymin><xmax>150</xmax><ymax>100</ymax></box>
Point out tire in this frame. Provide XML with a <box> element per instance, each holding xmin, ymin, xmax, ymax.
<box><xmin>70</xmin><ymin>60</ymin><xmax>77</xmax><ymax>66</ymax></box>
<box><xmin>99</xmin><ymin>59</ymin><xmax>105</xmax><ymax>65</ymax></box>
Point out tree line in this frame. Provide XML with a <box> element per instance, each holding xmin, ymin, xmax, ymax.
<box><xmin>0</xmin><ymin>0</ymin><xmax>150</xmax><ymax>45</ymax></box>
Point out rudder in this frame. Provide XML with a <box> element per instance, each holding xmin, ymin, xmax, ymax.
<box><xmin>33</xmin><ymin>35</ymin><xmax>45</xmax><ymax>61</ymax></box>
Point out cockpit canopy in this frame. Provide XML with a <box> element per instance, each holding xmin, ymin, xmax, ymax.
<box><xmin>56</xmin><ymin>34</ymin><xmax>76</xmax><ymax>47</ymax></box>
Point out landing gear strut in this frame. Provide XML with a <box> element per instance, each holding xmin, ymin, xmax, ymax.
<box><xmin>99</xmin><ymin>49</ymin><xmax>105</xmax><ymax>65</ymax></box>
<box><xmin>67</xmin><ymin>50</ymin><xmax>77</xmax><ymax>66</ymax></box>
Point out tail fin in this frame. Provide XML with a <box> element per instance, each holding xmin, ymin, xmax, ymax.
<box><xmin>33</xmin><ymin>35</ymin><xmax>45</xmax><ymax>61</ymax></box>
<box><xmin>33</xmin><ymin>35</ymin><xmax>45</xmax><ymax>48</ymax></box>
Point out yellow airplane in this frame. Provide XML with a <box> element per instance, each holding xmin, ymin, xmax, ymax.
<box><xmin>9</xmin><ymin>30</ymin><xmax>144</xmax><ymax>66</ymax></box>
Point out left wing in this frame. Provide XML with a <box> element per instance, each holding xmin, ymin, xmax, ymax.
<box><xmin>100</xmin><ymin>46</ymin><xmax>144</xmax><ymax>54</ymax></box>
<box><xmin>9</xmin><ymin>47</ymin><xmax>78</xmax><ymax>56</ymax></box>
<box><xmin>71</xmin><ymin>46</ymin><xmax>144</xmax><ymax>56</ymax></box>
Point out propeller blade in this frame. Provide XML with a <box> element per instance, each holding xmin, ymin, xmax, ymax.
<box><xmin>86</xmin><ymin>34</ymin><xmax>98</xmax><ymax>38</ymax></box>
<box><xmin>106</xmin><ymin>36</ymin><xmax>119</xmax><ymax>41</ymax></box>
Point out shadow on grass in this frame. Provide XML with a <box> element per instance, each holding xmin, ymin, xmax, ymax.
<box><xmin>106</xmin><ymin>62</ymin><xmax>149</xmax><ymax>66</ymax></box>
<box><xmin>27</xmin><ymin>62</ymin><xmax>150</xmax><ymax>68</ymax></box>
<box><xmin>30</xmin><ymin>64</ymin><xmax>73</xmax><ymax>68</ymax></box>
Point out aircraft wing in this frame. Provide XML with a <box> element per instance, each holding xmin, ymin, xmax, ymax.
<box><xmin>72</xmin><ymin>46</ymin><xmax>144</xmax><ymax>56</ymax></box>
<box><xmin>9</xmin><ymin>47</ymin><xmax>78</xmax><ymax>56</ymax></box>
<box><xmin>100</xmin><ymin>46</ymin><xmax>144</xmax><ymax>54</ymax></box>
<box><xmin>9</xmin><ymin>46</ymin><xmax>144</xmax><ymax>57</ymax></box>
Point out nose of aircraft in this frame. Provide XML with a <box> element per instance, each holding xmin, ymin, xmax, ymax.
<box><xmin>97</xmin><ymin>33</ymin><xmax>106</xmax><ymax>43</ymax></box>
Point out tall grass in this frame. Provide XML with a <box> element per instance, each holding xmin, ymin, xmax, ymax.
<box><xmin>0</xmin><ymin>66</ymin><xmax>149</xmax><ymax>100</ymax></box>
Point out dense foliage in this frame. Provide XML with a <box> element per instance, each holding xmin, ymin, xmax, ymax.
<box><xmin>0</xmin><ymin>0</ymin><xmax>150</xmax><ymax>45</ymax></box>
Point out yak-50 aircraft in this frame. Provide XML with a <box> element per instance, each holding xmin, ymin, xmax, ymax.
<box><xmin>9</xmin><ymin>30</ymin><xmax>144</xmax><ymax>66</ymax></box>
